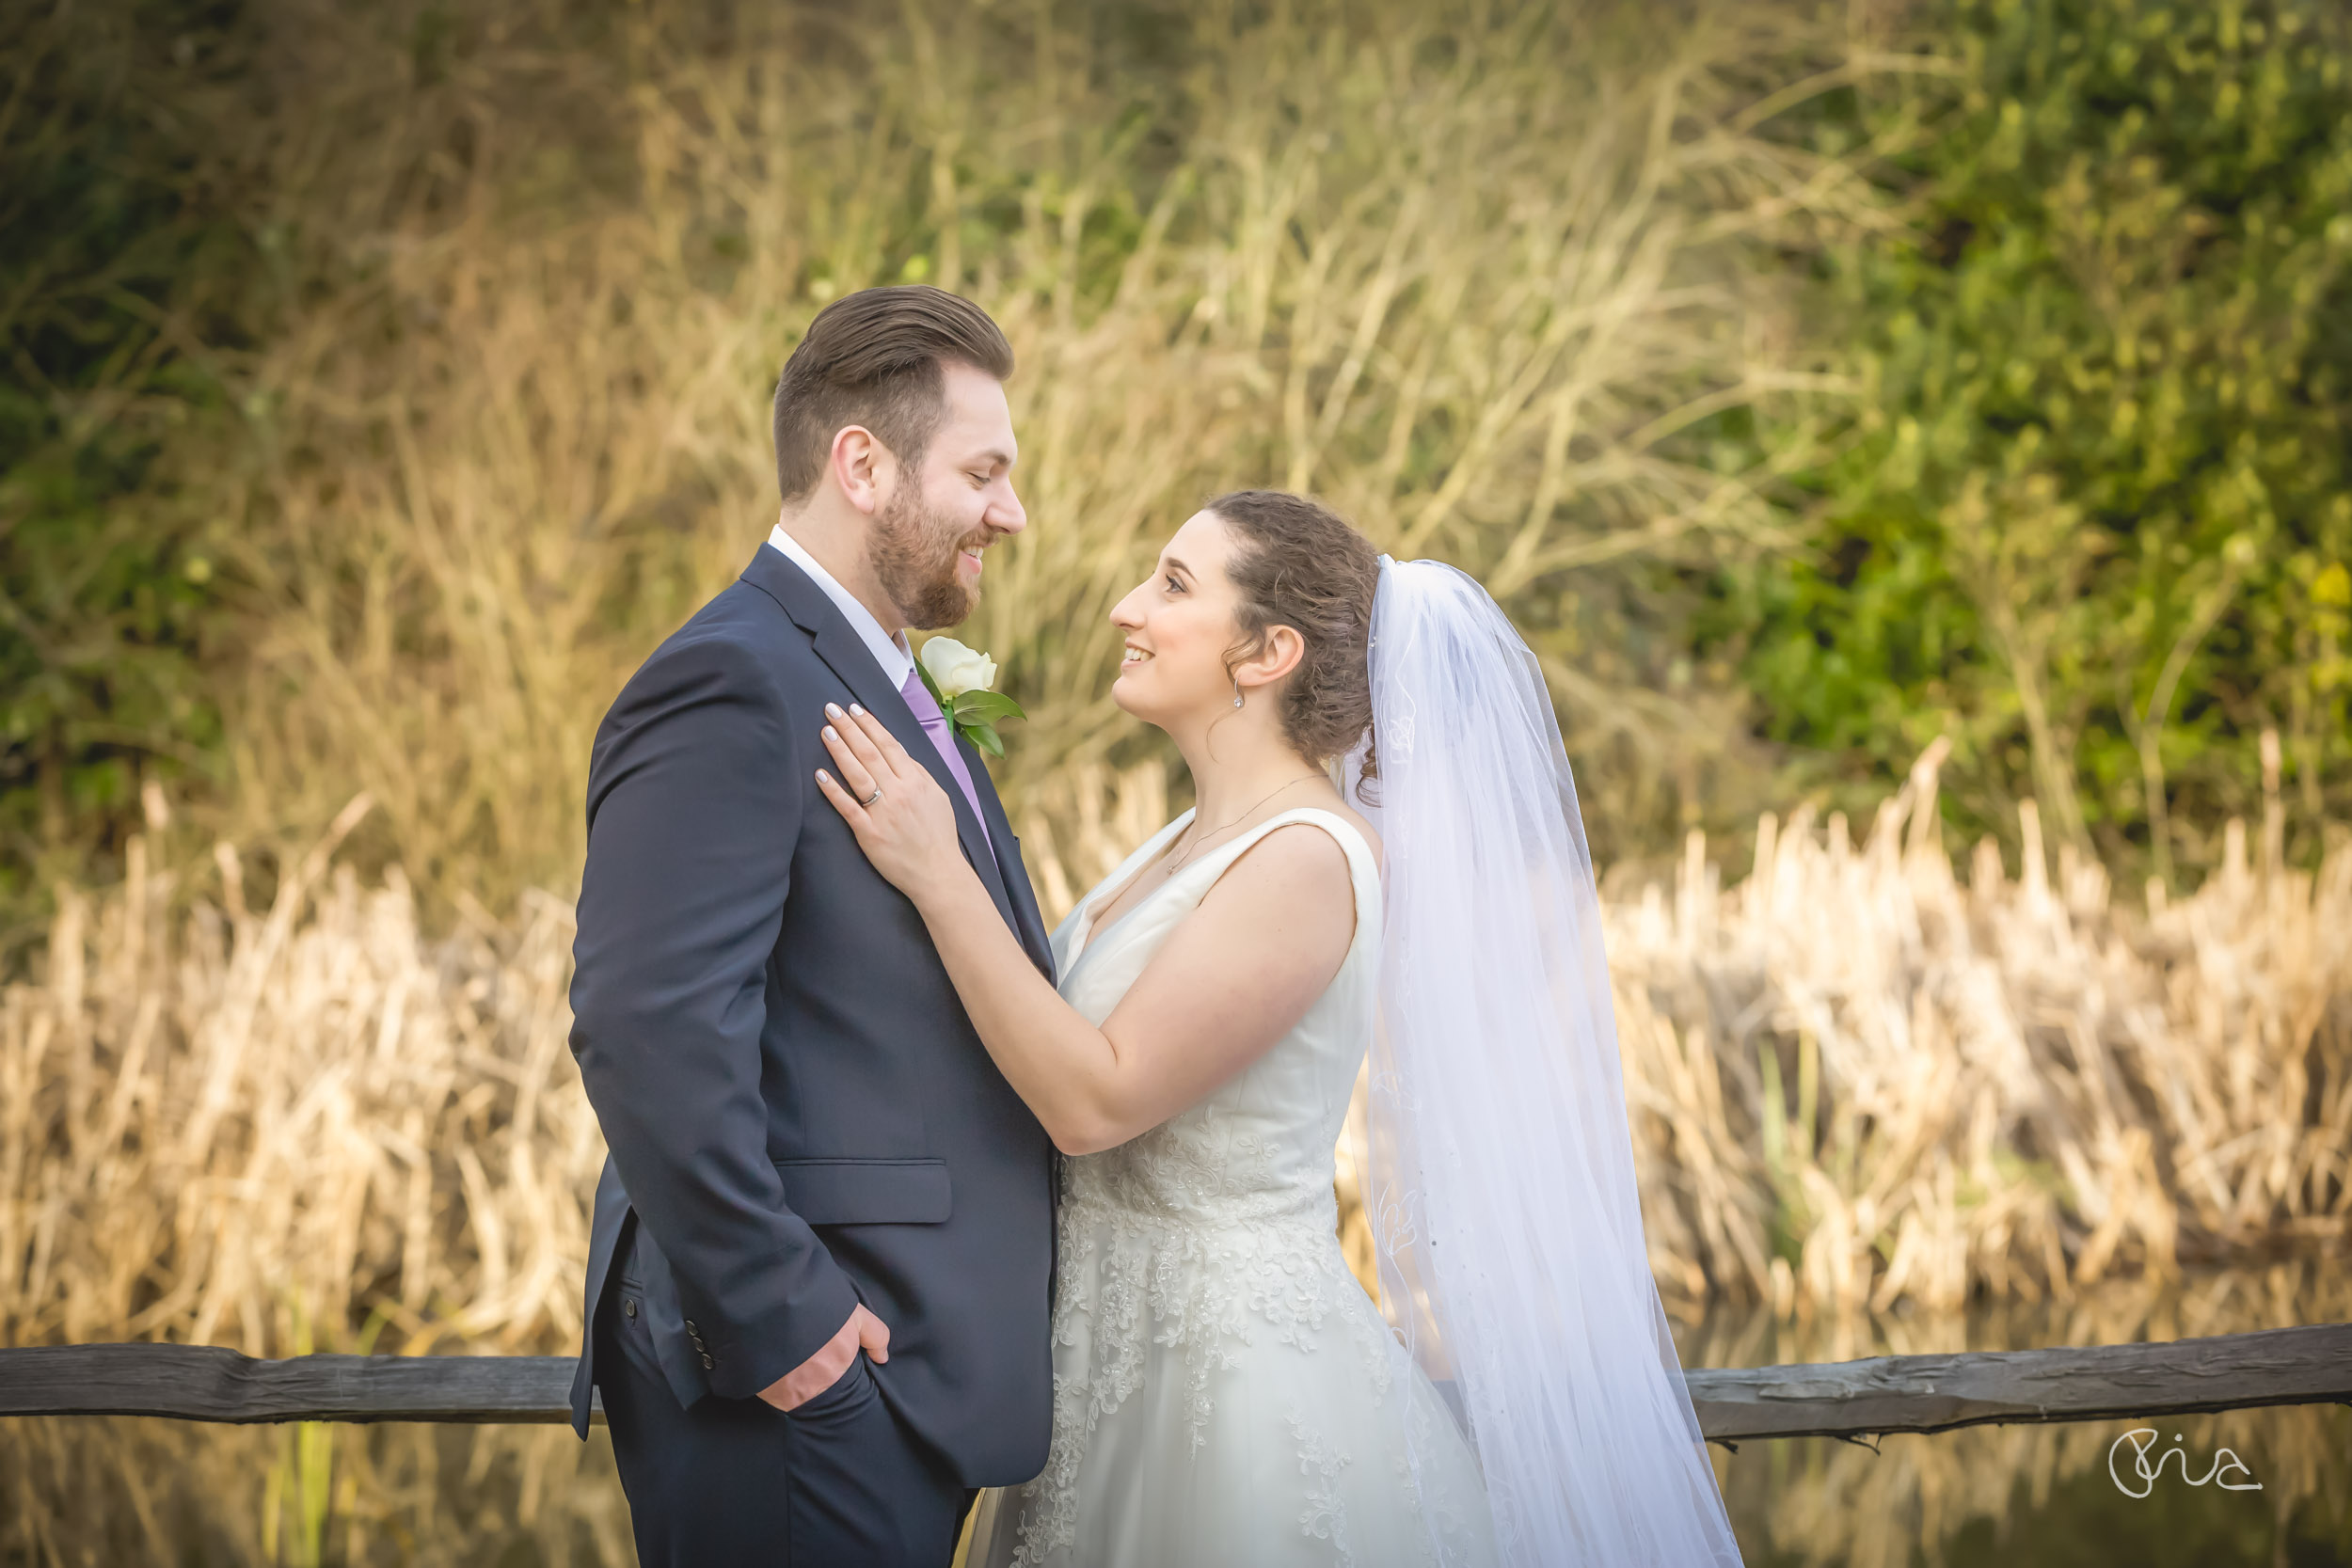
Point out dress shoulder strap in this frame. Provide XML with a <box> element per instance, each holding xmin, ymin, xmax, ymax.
<box><xmin>1187</xmin><ymin>806</ymin><xmax>1383</xmax><ymax>909</ymax></box>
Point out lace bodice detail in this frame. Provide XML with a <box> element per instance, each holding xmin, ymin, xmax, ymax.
<box><xmin>1051</xmin><ymin>809</ymin><xmax>1380</xmax><ymax>1236</ymax></box>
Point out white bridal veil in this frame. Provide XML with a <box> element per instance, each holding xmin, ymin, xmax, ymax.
<box><xmin>1345</xmin><ymin>558</ymin><xmax>1743</xmax><ymax>1566</ymax></box>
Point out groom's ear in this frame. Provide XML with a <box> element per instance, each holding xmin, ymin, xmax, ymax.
<box><xmin>828</xmin><ymin>423</ymin><xmax>898</xmax><ymax>517</ymax></box>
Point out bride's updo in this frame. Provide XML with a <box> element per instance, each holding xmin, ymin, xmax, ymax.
<box><xmin>1204</xmin><ymin>490</ymin><xmax>1380</xmax><ymax>784</ymax></box>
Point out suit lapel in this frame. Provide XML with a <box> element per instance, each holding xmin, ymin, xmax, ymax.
<box><xmin>742</xmin><ymin>546</ymin><xmax>1019</xmax><ymax>934</ymax></box>
<box><xmin>964</xmin><ymin>741</ymin><xmax>1056</xmax><ymax>977</ymax></box>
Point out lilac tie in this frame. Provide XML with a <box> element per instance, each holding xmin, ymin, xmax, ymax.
<box><xmin>898</xmin><ymin>667</ymin><xmax>994</xmax><ymax>857</ymax></box>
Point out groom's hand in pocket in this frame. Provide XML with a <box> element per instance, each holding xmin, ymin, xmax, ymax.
<box><xmin>757</xmin><ymin>1302</ymin><xmax>891</xmax><ymax>1412</ymax></box>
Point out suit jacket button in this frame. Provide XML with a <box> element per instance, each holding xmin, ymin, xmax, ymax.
<box><xmin>623</xmin><ymin>1298</ymin><xmax>638</xmax><ymax>1320</ymax></box>
<box><xmin>700</xmin><ymin>1354</ymin><xmax>715</xmax><ymax>1369</ymax></box>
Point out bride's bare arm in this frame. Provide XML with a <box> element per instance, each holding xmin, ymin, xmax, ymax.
<box><xmin>814</xmin><ymin>703</ymin><xmax>1355</xmax><ymax>1154</ymax></box>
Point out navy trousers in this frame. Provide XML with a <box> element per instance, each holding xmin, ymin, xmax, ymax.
<box><xmin>596</xmin><ymin>1272</ymin><xmax>973</xmax><ymax>1567</ymax></box>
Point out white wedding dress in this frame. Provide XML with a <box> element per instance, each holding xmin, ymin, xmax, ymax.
<box><xmin>968</xmin><ymin>807</ymin><xmax>1498</xmax><ymax>1568</ymax></box>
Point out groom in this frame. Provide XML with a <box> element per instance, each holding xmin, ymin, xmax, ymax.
<box><xmin>567</xmin><ymin>286</ymin><xmax>1057</xmax><ymax>1566</ymax></box>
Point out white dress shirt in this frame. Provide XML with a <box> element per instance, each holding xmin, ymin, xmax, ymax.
<box><xmin>766</xmin><ymin>524</ymin><xmax>916</xmax><ymax>690</ymax></box>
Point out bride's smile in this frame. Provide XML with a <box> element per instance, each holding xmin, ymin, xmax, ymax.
<box><xmin>1105</xmin><ymin>515</ymin><xmax>1242</xmax><ymax>726</ymax></box>
<box><xmin>1105</xmin><ymin>509</ymin><xmax>1307</xmax><ymax>751</ymax></box>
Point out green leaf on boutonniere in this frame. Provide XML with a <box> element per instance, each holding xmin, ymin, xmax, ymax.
<box><xmin>952</xmin><ymin>689</ymin><xmax>1025</xmax><ymax>725</ymax></box>
<box><xmin>965</xmin><ymin>721</ymin><xmax>1006</xmax><ymax>758</ymax></box>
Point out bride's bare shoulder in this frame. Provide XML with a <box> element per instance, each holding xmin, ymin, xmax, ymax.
<box><xmin>1196</xmin><ymin>786</ymin><xmax>1382</xmax><ymax>916</ymax></box>
<box><xmin>1319</xmin><ymin>792</ymin><xmax>1382</xmax><ymax>866</ymax></box>
<box><xmin>1232</xmin><ymin>791</ymin><xmax>1381</xmax><ymax>887</ymax></box>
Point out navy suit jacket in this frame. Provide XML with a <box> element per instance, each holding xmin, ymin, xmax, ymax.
<box><xmin>567</xmin><ymin>544</ymin><xmax>1057</xmax><ymax>1486</ymax></box>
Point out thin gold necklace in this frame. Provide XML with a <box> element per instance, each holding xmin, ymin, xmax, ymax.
<box><xmin>1164</xmin><ymin>773</ymin><xmax>1325</xmax><ymax>875</ymax></box>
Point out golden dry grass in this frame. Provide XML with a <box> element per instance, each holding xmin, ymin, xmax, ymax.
<box><xmin>6</xmin><ymin>749</ymin><xmax>2342</xmax><ymax>1359</ymax></box>
<box><xmin>8</xmin><ymin>3</ymin><xmax>2344</xmax><ymax>1560</ymax></box>
<box><xmin>2</xmin><ymin>768</ymin><xmax>2344</xmax><ymax>1564</ymax></box>
<box><xmin>1</xmin><ymin>787</ymin><xmax>599</xmax><ymax>1356</ymax></box>
<box><xmin>209</xmin><ymin>0</ymin><xmax>1895</xmax><ymax>910</ymax></box>
<box><xmin>1610</xmin><ymin>739</ymin><xmax>2351</xmax><ymax>1323</ymax></box>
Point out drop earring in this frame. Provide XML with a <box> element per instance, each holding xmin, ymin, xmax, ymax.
<box><xmin>1231</xmin><ymin>676</ymin><xmax>1246</xmax><ymax>709</ymax></box>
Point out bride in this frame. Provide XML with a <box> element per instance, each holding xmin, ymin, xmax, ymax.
<box><xmin>813</xmin><ymin>490</ymin><xmax>1741</xmax><ymax>1567</ymax></box>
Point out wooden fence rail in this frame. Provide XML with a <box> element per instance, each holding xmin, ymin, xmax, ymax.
<box><xmin>3</xmin><ymin>1323</ymin><xmax>2345</xmax><ymax>1442</ymax></box>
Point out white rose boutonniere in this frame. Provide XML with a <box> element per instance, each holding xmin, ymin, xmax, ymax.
<box><xmin>915</xmin><ymin>636</ymin><xmax>1026</xmax><ymax>758</ymax></box>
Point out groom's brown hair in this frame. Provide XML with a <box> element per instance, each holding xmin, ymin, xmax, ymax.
<box><xmin>772</xmin><ymin>286</ymin><xmax>1015</xmax><ymax>502</ymax></box>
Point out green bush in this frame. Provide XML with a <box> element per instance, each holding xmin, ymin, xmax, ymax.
<box><xmin>1714</xmin><ymin>0</ymin><xmax>2352</xmax><ymax>879</ymax></box>
<box><xmin>0</xmin><ymin>3</ymin><xmax>253</xmax><ymax>913</ymax></box>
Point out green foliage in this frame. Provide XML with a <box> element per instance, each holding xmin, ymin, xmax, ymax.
<box><xmin>1716</xmin><ymin>0</ymin><xmax>2352</xmax><ymax>877</ymax></box>
<box><xmin>0</xmin><ymin>2</ymin><xmax>251</xmax><ymax>904</ymax></box>
<box><xmin>9</xmin><ymin>0</ymin><xmax>2347</xmax><ymax>914</ymax></box>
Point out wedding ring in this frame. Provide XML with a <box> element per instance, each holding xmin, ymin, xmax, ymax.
<box><xmin>859</xmin><ymin>785</ymin><xmax>883</xmax><ymax>807</ymax></box>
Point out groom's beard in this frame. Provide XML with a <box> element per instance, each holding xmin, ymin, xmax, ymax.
<box><xmin>870</xmin><ymin>482</ymin><xmax>985</xmax><ymax>631</ymax></box>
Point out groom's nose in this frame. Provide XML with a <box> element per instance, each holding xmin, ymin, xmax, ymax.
<box><xmin>987</xmin><ymin>480</ymin><xmax>1027</xmax><ymax>538</ymax></box>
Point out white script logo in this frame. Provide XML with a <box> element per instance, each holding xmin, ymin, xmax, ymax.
<box><xmin>2106</xmin><ymin>1428</ymin><xmax>2263</xmax><ymax>1497</ymax></box>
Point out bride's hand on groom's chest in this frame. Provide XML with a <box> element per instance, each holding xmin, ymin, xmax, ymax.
<box><xmin>812</xmin><ymin>702</ymin><xmax>967</xmax><ymax>906</ymax></box>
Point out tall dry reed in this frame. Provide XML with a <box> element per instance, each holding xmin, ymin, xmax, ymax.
<box><xmin>7</xmin><ymin>753</ymin><xmax>2342</xmax><ymax>1358</ymax></box>
<box><xmin>6</xmin><ymin>761</ymin><xmax>2344</xmax><ymax>1561</ymax></box>
<box><xmin>0</xmin><ymin>787</ymin><xmax>597</xmax><ymax>1356</ymax></box>
<box><xmin>1610</xmin><ymin>739</ymin><xmax>2350</xmax><ymax>1323</ymax></box>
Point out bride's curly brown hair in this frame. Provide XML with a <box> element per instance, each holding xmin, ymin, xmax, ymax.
<box><xmin>1205</xmin><ymin>489</ymin><xmax>1381</xmax><ymax>798</ymax></box>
